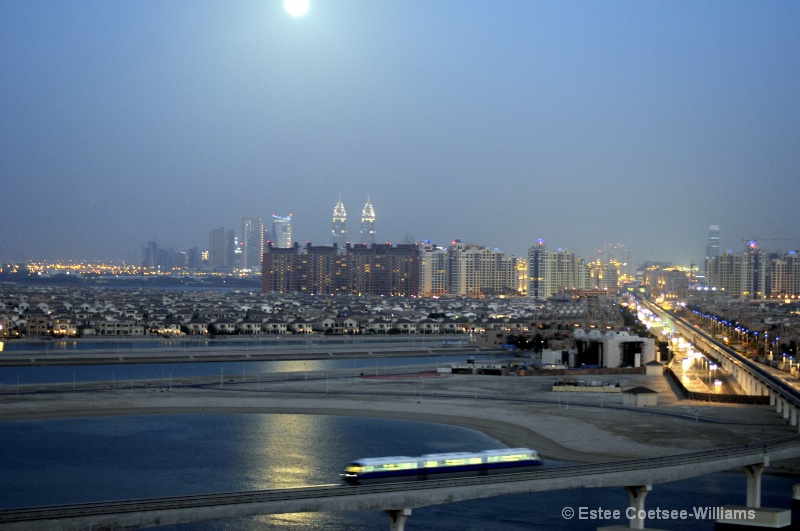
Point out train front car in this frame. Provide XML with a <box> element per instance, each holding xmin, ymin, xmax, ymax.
<box><xmin>340</xmin><ymin>448</ymin><xmax>542</xmax><ymax>485</ymax></box>
<box><xmin>340</xmin><ymin>456</ymin><xmax>420</xmax><ymax>485</ymax></box>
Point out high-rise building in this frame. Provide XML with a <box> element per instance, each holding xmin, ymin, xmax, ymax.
<box><xmin>272</xmin><ymin>214</ymin><xmax>293</xmax><ymax>248</ymax></box>
<box><xmin>332</xmin><ymin>198</ymin><xmax>347</xmax><ymax>252</ymax></box>
<box><xmin>447</xmin><ymin>242</ymin><xmax>515</xmax><ymax>296</ymax></box>
<box><xmin>419</xmin><ymin>242</ymin><xmax>448</xmax><ymax>296</ymax></box>
<box><xmin>706</xmin><ymin>225</ymin><xmax>721</xmax><ymax>262</ymax></box>
<box><xmin>527</xmin><ymin>240</ymin><xmax>587</xmax><ymax>299</ymax></box>
<box><xmin>360</xmin><ymin>197</ymin><xmax>376</xmax><ymax>246</ymax></box>
<box><xmin>186</xmin><ymin>247</ymin><xmax>201</xmax><ymax>271</ymax></box>
<box><xmin>142</xmin><ymin>240</ymin><xmax>191</xmax><ymax>272</ymax></box>
<box><xmin>705</xmin><ymin>241</ymin><xmax>766</xmax><ymax>300</ymax></box>
<box><xmin>241</xmin><ymin>217</ymin><xmax>264</xmax><ymax>271</ymax></box>
<box><xmin>142</xmin><ymin>240</ymin><xmax>159</xmax><ymax>271</ymax></box>
<box><xmin>209</xmin><ymin>228</ymin><xmax>235</xmax><ymax>272</ymax></box>
<box><xmin>347</xmin><ymin>243</ymin><xmax>419</xmax><ymax>296</ymax></box>
<box><xmin>262</xmin><ymin>243</ymin><xmax>300</xmax><ymax>293</ymax></box>
<box><xmin>514</xmin><ymin>257</ymin><xmax>528</xmax><ymax>295</ymax></box>
<box><xmin>261</xmin><ymin>241</ymin><xmax>418</xmax><ymax>296</ymax></box>
<box><xmin>770</xmin><ymin>251</ymin><xmax>800</xmax><ymax>297</ymax></box>
<box><xmin>587</xmin><ymin>259</ymin><xmax>619</xmax><ymax>290</ymax></box>
<box><xmin>641</xmin><ymin>265</ymin><xmax>690</xmax><ymax>300</ymax></box>
<box><xmin>604</xmin><ymin>243</ymin><xmax>632</xmax><ymax>279</ymax></box>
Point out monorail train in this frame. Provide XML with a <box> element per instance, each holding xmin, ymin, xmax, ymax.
<box><xmin>340</xmin><ymin>448</ymin><xmax>542</xmax><ymax>484</ymax></box>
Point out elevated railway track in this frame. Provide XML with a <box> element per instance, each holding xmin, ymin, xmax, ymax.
<box><xmin>2</xmin><ymin>435</ymin><xmax>799</xmax><ymax>530</ymax></box>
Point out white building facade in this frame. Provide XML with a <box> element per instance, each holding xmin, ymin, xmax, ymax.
<box><xmin>527</xmin><ymin>240</ymin><xmax>587</xmax><ymax>299</ymax></box>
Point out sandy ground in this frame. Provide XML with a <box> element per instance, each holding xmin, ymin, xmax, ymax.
<box><xmin>3</xmin><ymin>363</ymin><xmax>799</xmax><ymax>474</ymax></box>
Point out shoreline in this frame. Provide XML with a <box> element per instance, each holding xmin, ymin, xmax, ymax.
<box><xmin>0</xmin><ymin>400</ymin><xmax>605</xmax><ymax>464</ymax></box>
<box><xmin>4</xmin><ymin>369</ymin><xmax>800</xmax><ymax>473</ymax></box>
<box><xmin>0</xmin><ymin>345</ymin><xmax>493</xmax><ymax>367</ymax></box>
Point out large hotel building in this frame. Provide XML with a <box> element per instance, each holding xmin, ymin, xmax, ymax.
<box><xmin>262</xmin><ymin>242</ymin><xmax>419</xmax><ymax>296</ymax></box>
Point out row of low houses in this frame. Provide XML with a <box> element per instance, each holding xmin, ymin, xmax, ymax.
<box><xmin>2</xmin><ymin>309</ymin><xmax>594</xmax><ymax>338</ymax></box>
<box><xmin>0</xmin><ymin>285</ymin><xmax>625</xmax><ymax>339</ymax></box>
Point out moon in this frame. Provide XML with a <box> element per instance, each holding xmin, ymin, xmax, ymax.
<box><xmin>284</xmin><ymin>0</ymin><xmax>309</xmax><ymax>17</ymax></box>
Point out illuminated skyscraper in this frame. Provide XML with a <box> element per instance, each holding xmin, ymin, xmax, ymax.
<box><xmin>604</xmin><ymin>242</ymin><xmax>631</xmax><ymax>278</ymax></box>
<box><xmin>241</xmin><ymin>217</ymin><xmax>264</xmax><ymax>271</ymax></box>
<box><xmin>706</xmin><ymin>224</ymin><xmax>720</xmax><ymax>261</ymax></box>
<box><xmin>272</xmin><ymin>214</ymin><xmax>292</xmax><ymax>248</ymax></box>
<box><xmin>360</xmin><ymin>197</ymin><xmax>376</xmax><ymax>246</ymax></box>
<box><xmin>332</xmin><ymin>198</ymin><xmax>347</xmax><ymax>251</ymax></box>
<box><xmin>262</xmin><ymin>241</ymin><xmax>419</xmax><ymax>296</ymax></box>
<box><xmin>527</xmin><ymin>239</ymin><xmax>587</xmax><ymax>299</ymax></box>
<box><xmin>419</xmin><ymin>242</ymin><xmax>448</xmax><ymax>296</ymax></box>
<box><xmin>705</xmin><ymin>241</ymin><xmax>766</xmax><ymax>300</ymax></box>
<box><xmin>209</xmin><ymin>227</ymin><xmax>235</xmax><ymax>272</ymax></box>
<box><xmin>770</xmin><ymin>251</ymin><xmax>800</xmax><ymax>297</ymax></box>
<box><xmin>587</xmin><ymin>259</ymin><xmax>619</xmax><ymax>290</ymax></box>
<box><xmin>142</xmin><ymin>240</ymin><xmax>159</xmax><ymax>271</ymax></box>
<box><xmin>447</xmin><ymin>241</ymin><xmax>515</xmax><ymax>296</ymax></box>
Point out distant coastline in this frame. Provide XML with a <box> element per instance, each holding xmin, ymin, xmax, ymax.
<box><xmin>0</xmin><ymin>273</ymin><xmax>261</xmax><ymax>290</ymax></box>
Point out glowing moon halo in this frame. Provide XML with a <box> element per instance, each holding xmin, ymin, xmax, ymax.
<box><xmin>284</xmin><ymin>0</ymin><xmax>309</xmax><ymax>17</ymax></box>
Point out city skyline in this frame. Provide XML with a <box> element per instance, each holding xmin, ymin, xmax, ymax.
<box><xmin>2</xmin><ymin>1</ymin><xmax>799</xmax><ymax>266</ymax></box>
<box><xmin>6</xmin><ymin>197</ymin><xmax>800</xmax><ymax>270</ymax></box>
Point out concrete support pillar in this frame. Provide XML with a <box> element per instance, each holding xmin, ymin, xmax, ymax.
<box><xmin>770</xmin><ymin>391</ymin><xmax>776</xmax><ymax>406</ymax></box>
<box><xmin>783</xmin><ymin>400</ymin><xmax>791</xmax><ymax>420</ymax></box>
<box><xmin>385</xmin><ymin>508</ymin><xmax>412</xmax><ymax>531</ymax></box>
<box><xmin>744</xmin><ymin>461</ymin><xmax>767</xmax><ymax>508</ymax></box>
<box><xmin>776</xmin><ymin>397</ymin><xmax>783</xmax><ymax>414</ymax></box>
<box><xmin>791</xmin><ymin>407</ymin><xmax>798</xmax><ymax>427</ymax></box>
<box><xmin>624</xmin><ymin>485</ymin><xmax>652</xmax><ymax>529</ymax></box>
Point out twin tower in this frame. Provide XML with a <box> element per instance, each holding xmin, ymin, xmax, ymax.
<box><xmin>332</xmin><ymin>197</ymin><xmax>376</xmax><ymax>248</ymax></box>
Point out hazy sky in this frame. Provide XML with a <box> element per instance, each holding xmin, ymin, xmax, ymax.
<box><xmin>2</xmin><ymin>1</ymin><xmax>799</xmax><ymax>267</ymax></box>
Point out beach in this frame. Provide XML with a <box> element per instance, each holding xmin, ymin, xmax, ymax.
<box><xmin>2</xmin><ymin>366</ymin><xmax>797</xmax><ymax>471</ymax></box>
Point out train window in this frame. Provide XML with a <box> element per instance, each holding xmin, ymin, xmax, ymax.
<box><xmin>380</xmin><ymin>462</ymin><xmax>417</xmax><ymax>470</ymax></box>
<box><xmin>488</xmin><ymin>454</ymin><xmax>527</xmax><ymax>463</ymax></box>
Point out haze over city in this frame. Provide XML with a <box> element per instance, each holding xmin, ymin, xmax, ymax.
<box><xmin>2</xmin><ymin>0</ymin><xmax>799</xmax><ymax>266</ymax></box>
